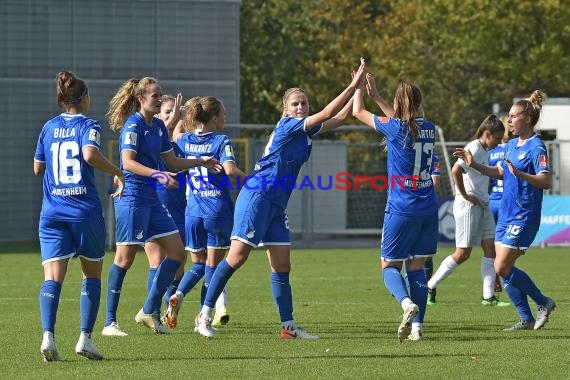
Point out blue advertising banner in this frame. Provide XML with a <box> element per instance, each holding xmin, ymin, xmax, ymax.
<box><xmin>534</xmin><ymin>195</ymin><xmax>570</xmax><ymax>246</ymax></box>
<box><xmin>436</xmin><ymin>195</ymin><xmax>570</xmax><ymax>246</ymax></box>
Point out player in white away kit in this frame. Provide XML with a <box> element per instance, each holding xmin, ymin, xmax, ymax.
<box><xmin>428</xmin><ymin>115</ymin><xmax>509</xmax><ymax>306</ymax></box>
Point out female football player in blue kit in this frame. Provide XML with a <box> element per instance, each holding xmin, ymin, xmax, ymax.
<box><xmin>145</xmin><ymin>94</ymin><xmax>188</xmax><ymax>319</ymax></box>
<box><xmin>195</xmin><ymin>58</ymin><xmax>366</xmax><ymax>339</ymax></box>
<box><xmin>34</xmin><ymin>71</ymin><xmax>125</xmax><ymax>361</ymax></box>
<box><xmin>102</xmin><ymin>77</ymin><xmax>221</xmax><ymax>336</ymax></box>
<box><xmin>163</xmin><ymin>96</ymin><xmax>246</xmax><ymax>330</ymax></box>
<box><xmin>353</xmin><ymin>73</ymin><xmax>438</xmax><ymax>342</ymax></box>
<box><xmin>454</xmin><ymin>90</ymin><xmax>556</xmax><ymax>331</ymax></box>
<box><xmin>486</xmin><ymin>124</ymin><xmax>511</xmax><ymax>294</ymax></box>
<box><xmin>488</xmin><ymin>126</ymin><xmax>510</xmax><ymax>223</ymax></box>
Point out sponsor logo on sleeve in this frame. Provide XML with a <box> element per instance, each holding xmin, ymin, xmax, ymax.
<box><xmin>539</xmin><ymin>154</ymin><xmax>548</xmax><ymax>168</ymax></box>
<box><xmin>125</xmin><ymin>132</ymin><xmax>138</xmax><ymax>146</ymax></box>
<box><xmin>377</xmin><ymin>116</ymin><xmax>389</xmax><ymax>123</ymax></box>
<box><xmin>88</xmin><ymin>129</ymin><xmax>100</xmax><ymax>145</ymax></box>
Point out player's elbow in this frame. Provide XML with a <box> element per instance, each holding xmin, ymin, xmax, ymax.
<box><xmin>539</xmin><ymin>173</ymin><xmax>551</xmax><ymax>190</ymax></box>
<box><xmin>33</xmin><ymin>161</ymin><xmax>45</xmax><ymax>176</ymax></box>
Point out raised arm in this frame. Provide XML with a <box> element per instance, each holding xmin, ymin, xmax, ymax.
<box><xmin>172</xmin><ymin>119</ymin><xmax>185</xmax><ymax>143</ymax></box>
<box><xmin>305</xmin><ymin>58</ymin><xmax>365</xmax><ymax>130</ymax></box>
<box><xmin>319</xmin><ymin>96</ymin><xmax>354</xmax><ymax>133</ymax></box>
<box><xmin>162</xmin><ymin>93</ymin><xmax>183</xmax><ymax>132</ymax></box>
<box><xmin>352</xmin><ymin>81</ymin><xmax>375</xmax><ymax>128</ymax></box>
<box><xmin>365</xmin><ymin>73</ymin><xmax>395</xmax><ymax>118</ymax></box>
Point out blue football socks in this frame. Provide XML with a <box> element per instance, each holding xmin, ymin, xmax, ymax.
<box><xmin>80</xmin><ymin>278</ymin><xmax>101</xmax><ymax>333</ymax></box>
<box><xmin>143</xmin><ymin>258</ymin><xmax>181</xmax><ymax>314</ymax></box>
<box><xmin>406</xmin><ymin>269</ymin><xmax>428</xmax><ymax>323</ymax></box>
<box><xmin>39</xmin><ymin>280</ymin><xmax>62</xmax><ymax>333</ymax></box>
<box><xmin>271</xmin><ymin>272</ymin><xmax>293</xmax><ymax>322</ymax></box>
<box><xmin>105</xmin><ymin>264</ymin><xmax>127</xmax><ymax>325</ymax></box>
<box><xmin>203</xmin><ymin>260</ymin><xmax>235</xmax><ymax>309</ymax></box>
<box><xmin>383</xmin><ymin>266</ymin><xmax>409</xmax><ymax>304</ymax></box>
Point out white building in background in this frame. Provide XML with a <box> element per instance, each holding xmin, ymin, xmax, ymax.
<box><xmin>536</xmin><ymin>98</ymin><xmax>570</xmax><ymax>194</ymax></box>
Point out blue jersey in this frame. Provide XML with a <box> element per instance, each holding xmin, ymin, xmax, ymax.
<box><xmin>34</xmin><ymin>113</ymin><xmax>103</xmax><ymax>221</ymax></box>
<box><xmin>177</xmin><ymin>132</ymin><xmax>237</xmax><ymax>219</ymax></box>
<box><xmin>372</xmin><ymin>115</ymin><xmax>437</xmax><ymax>216</ymax></box>
<box><xmin>247</xmin><ymin>117</ymin><xmax>322</xmax><ymax>208</ymax></box>
<box><xmin>499</xmin><ymin>135</ymin><xmax>549</xmax><ymax>229</ymax></box>
<box><xmin>118</xmin><ymin>113</ymin><xmax>172</xmax><ymax>201</ymax></box>
<box><xmin>157</xmin><ymin>142</ymin><xmax>187</xmax><ymax>224</ymax></box>
<box><xmin>488</xmin><ymin>143</ymin><xmax>506</xmax><ymax>201</ymax></box>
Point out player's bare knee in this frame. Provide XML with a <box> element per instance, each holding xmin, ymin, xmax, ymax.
<box><xmin>452</xmin><ymin>250</ymin><xmax>471</xmax><ymax>263</ymax></box>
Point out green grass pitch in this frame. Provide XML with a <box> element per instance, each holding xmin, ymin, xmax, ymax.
<box><xmin>0</xmin><ymin>244</ymin><xmax>568</xmax><ymax>379</ymax></box>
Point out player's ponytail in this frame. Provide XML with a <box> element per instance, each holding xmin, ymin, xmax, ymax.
<box><xmin>56</xmin><ymin>70</ymin><xmax>88</xmax><ymax>108</ymax></box>
<box><xmin>393</xmin><ymin>82</ymin><xmax>423</xmax><ymax>147</ymax></box>
<box><xmin>185</xmin><ymin>96</ymin><xmax>223</xmax><ymax>132</ymax></box>
<box><xmin>513</xmin><ymin>90</ymin><xmax>547</xmax><ymax>128</ymax></box>
<box><xmin>107</xmin><ymin>77</ymin><xmax>157</xmax><ymax>132</ymax></box>
<box><xmin>182</xmin><ymin>97</ymin><xmax>201</xmax><ymax>132</ymax></box>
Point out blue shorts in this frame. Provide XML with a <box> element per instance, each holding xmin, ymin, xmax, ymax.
<box><xmin>381</xmin><ymin>212</ymin><xmax>438</xmax><ymax>261</ymax></box>
<box><xmin>185</xmin><ymin>215</ymin><xmax>231</xmax><ymax>252</ymax></box>
<box><xmin>231</xmin><ymin>191</ymin><xmax>290</xmax><ymax>247</ymax></box>
<box><xmin>495</xmin><ymin>222</ymin><xmax>537</xmax><ymax>250</ymax></box>
<box><xmin>489</xmin><ymin>199</ymin><xmax>501</xmax><ymax>224</ymax></box>
<box><xmin>39</xmin><ymin>215</ymin><xmax>105</xmax><ymax>265</ymax></box>
<box><xmin>175</xmin><ymin>221</ymin><xmax>186</xmax><ymax>246</ymax></box>
<box><xmin>114</xmin><ymin>197</ymin><xmax>178</xmax><ymax>245</ymax></box>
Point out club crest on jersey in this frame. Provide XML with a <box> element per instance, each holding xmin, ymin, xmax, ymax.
<box><xmin>539</xmin><ymin>154</ymin><xmax>548</xmax><ymax>168</ymax></box>
<box><xmin>377</xmin><ymin>116</ymin><xmax>389</xmax><ymax>123</ymax></box>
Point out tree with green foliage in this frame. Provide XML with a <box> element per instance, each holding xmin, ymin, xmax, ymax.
<box><xmin>240</xmin><ymin>0</ymin><xmax>570</xmax><ymax>139</ymax></box>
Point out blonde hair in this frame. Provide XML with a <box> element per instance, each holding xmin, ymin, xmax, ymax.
<box><xmin>513</xmin><ymin>90</ymin><xmax>546</xmax><ymax>128</ymax></box>
<box><xmin>181</xmin><ymin>97</ymin><xmax>201</xmax><ymax>132</ymax></box>
<box><xmin>106</xmin><ymin>77</ymin><xmax>158</xmax><ymax>131</ymax></box>
<box><xmin>281</xmin><ymin>87</ymin><xmax>307</xmax><ymax>116</ymax></box>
